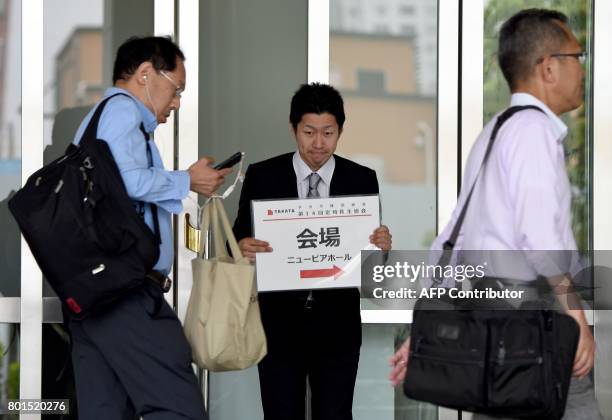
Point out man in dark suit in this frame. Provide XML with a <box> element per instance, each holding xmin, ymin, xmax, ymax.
<box><xmin>233</xmin><ymin>83</ymin><xmax>391</xmax><ymax>420</ymax></box>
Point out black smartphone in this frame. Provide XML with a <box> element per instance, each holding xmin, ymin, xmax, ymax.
<box><xmin>213</xmin><ymin>152</ymin><xmax>243</xmax><ymax>170</ymax></box>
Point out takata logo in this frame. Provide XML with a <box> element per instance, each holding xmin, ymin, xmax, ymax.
<box><xmin>266</xmin><ymin>208</ymin><xmax>296</xmax><ymax>216</ymax></box>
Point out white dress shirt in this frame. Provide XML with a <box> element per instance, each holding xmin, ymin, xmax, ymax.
<box><xmin>432</xmin><ymin>93</ymin><xmax>578</xmax><ymax>280</ymax></box>
<box><xmin>292</xmin><ymin>152</ymin><xmax>335</xmax><ymax>199</ymax></box>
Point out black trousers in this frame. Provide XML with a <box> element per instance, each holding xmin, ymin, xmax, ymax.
<box><xmin>69</xmin><ymin>283</ymin><xmax>207</xmax><ymax>420</ymax></box>
<box><xmin>258</xmin><ymin>295</ymin><xmax>361</xmax><ymax>420</ymax></box>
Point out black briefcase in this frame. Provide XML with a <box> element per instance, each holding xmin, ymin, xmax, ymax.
<box><xmin>403</xmin><ymin>296</ymin><xmax>579</xmax><ymax>419</ymax></box>
<box><xmin>402</xmin><ymin>105</ymin><xmax>580</xmax><ymax>419</ymax></box>
<box><xmin>8</xmin><ymin>93</ymin><xmax>159</xmax><ymax>318</ymax></box>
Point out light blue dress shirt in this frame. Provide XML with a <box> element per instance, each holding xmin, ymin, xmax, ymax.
<box><xmin>73</xmin><ymin>87</ymin><xmax>190</xmax><ymax>275</ymax></box>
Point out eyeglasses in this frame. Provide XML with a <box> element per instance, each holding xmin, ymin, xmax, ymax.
<box><xmin>550</xmin><ymin>51</ymin><xmax>587</xmax><ymax>65</ymax></box>
<box><xmin>159</xmin><ymin>70</ymin><xmax>184</xmax><ymax>98</ymax></box>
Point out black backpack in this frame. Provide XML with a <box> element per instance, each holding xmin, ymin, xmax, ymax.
<box><xmin>9</xmin><ymin>93</ymin><xmax>160</xmax><ymax>318</ymax></box>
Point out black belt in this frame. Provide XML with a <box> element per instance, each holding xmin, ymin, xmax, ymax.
<box><xmin>146</xmin><ymin>270</ymin><xmax>172</xmax><ymax>293</ymax></box>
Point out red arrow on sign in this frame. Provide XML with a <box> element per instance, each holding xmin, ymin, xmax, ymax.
<box><xmin>300</xmin><ymin>265</ymin><xmax>344</xmax><ymax>279</ymax></box>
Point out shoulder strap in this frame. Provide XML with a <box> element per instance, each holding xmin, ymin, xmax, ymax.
<box><xmin>80</xmin><ymin>92</ymin><xmax>162</xmax><ymax>245</ymax></box>
<box><xmin>79</xmin><ymin>92</ymin><xmax>130</xmax><ymax>146</ymax></box>
<box><xmin>436</xmin><ymin>105</ymin><xmax>545</xmax><ymax>270</ymax></box>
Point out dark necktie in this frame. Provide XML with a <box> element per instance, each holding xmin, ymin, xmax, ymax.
<box><xmin>307</xmin><ymin>172</ymin><xmax>321</xmax><ymax>198</ymax></box>
<box><xmin>305</xmin><ymin>172</ymin><xmax>321</xmax><ymax>308</ymax></box>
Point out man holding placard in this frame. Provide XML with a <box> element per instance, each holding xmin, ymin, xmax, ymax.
<box><xmin>233</xmin><ymin>83</ymin><xmax>391</xmax><ymax>420</ymax></box>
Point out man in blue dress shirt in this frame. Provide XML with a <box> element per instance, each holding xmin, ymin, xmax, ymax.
<box><xmin>68</xmin><ymin>37</ymin><xmax>230</xmax><ymax>420</ymax></box>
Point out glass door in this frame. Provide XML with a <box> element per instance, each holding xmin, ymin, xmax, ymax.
<box><xmin>327</xmin><ymin>0</ymin><xmax>439</xmax><ymax>418</ymax></box>
<box><xmin>0</xmin><ymin>0</ymin><xmax>23</xmax><ymax>413</ymax></box>
<box><xmin>6</xmin><ymin>2</ymin><xmax>176</xmax><ymax>418</ymax></box>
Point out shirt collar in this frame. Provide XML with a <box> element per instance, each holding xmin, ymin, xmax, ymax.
<box><xmin>509</xmin><ymin>92</ymin><xmax>568</xmax><ymax>142</ymax></box>
<box><xmin>292</xmin><ymin>152</ymin><xmax>335</xmax><ymax>187</ymax></box>
<box><xmin>103</xmin><ymin>87</ymin><xmax>158</xmax><ymax>133</ymax></box>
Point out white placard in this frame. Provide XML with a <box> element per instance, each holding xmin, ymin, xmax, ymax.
<box><xmin>252</xmin><ymin>195</ymin><xmax>380</xmax><ymax>292</ymax></box>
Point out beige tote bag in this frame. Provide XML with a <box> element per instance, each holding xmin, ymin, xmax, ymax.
<box><xmin>184</xmin><ymin>198</ymin><xmax>267</xmax><ymax>371</ymax></box>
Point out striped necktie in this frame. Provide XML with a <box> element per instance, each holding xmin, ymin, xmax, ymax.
<box><xmin>305</xmin><ymin>172</ymin><xmax>322</xmax><ymax>308</ymax></box>
<box><xmin>307</xmin><ymin>172</ymin><xmax>321</xmax><ymax>198</ymax></box>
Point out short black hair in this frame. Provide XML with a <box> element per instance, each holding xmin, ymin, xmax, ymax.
<box><xmin>289</xmin><ymin>83</ymin><xmax>346</xmax><ymax>130</ymax></box>
<box><xmin>498</xmin><ymin>9</ymin><xmax>570</xmax><ymax>90</ymax></box>
<box><xmin>112</xmin><ymin>36</ymin><xmax>185</xmax><ymax>83</ymax></box>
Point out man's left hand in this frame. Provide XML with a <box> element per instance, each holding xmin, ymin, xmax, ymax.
<box><xmin>572</xmin><ymin>320</ymin><xmax>595</xmax><ymax>378</ymax></box>
<box><xmin>370</xmin><ymin>225</ymin><xmax>392</xmax><ymax>251</ymax></box>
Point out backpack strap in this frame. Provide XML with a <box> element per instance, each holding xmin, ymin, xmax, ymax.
<box><xmin>79</xmin><ymin>92</ymin><xmax>129</xmax><ymax>146</ymax></box>
<box><xmin>81</xmin><ymin>93</ymin><xmax>162</xmax><ymax>245</ymax></box>
<box><xmin>434</xmin><ymin>105</ymin><xmax>545</xmax><ymax>281</ymax></box>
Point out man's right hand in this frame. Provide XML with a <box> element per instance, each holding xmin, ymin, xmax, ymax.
<box><xmin>389</xmin><ymin>337</ymin><xmax>410</xmax><ymax>387</ymax></box>
<box><xmin>238</xmin><ymin>237</ymin><xmax>273</xmax><ymax>262</ymax></box>
<box><xmin>188</xmin><ymin>157</ymin><xmax>232</xmax><ymax>196</ymax></box>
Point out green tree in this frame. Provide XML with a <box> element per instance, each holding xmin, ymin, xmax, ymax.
<box><xmin>7</xmin><ymin>362</ymin><xmax>18</xmax><ymax>400</ymax></box>
<box><xmin>0</xmin><ymin>340</ymin><xmax>4</xmax><ymax>397</ymax></box>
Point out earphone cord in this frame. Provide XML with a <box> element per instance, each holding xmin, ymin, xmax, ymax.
<box><xmin>144</xmin><ymin>78</ymin><xmax>159</xmax><ymax>120</ymax></box>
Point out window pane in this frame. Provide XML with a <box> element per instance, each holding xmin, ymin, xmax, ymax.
<box><xmin>356</xmin><ymin>324</ymin><xmax>437</xmax><ymax>420</ymax></box>
<box><xmin>483</xmin><ymin>0</ymin><xmax>592</xmax><ymax>255</ymax></box>
<box><xmin>0</xmin><ymin>323</ymin><xmax>20</xmax><ymax>416</ymax></box>
<box><xmin>330</xmin><ymin>0</ymin><xmax>438</xmax><ymax>252</ymax></box>
<box><xmin>43</xmin><ymin>0</ymin><xmax>104</xmax><ymax>158</ymax></box>
<box><xmin>330</xmin><ymin>0</ymin><xmax>438</xmax><ymax>417</ymax></box>
<box><xmin>0</xmin><ymin>0</ymin><xmax>21</xmax><ymax>298</ymax></box>
<box><xmin>484</xmin><ymin>1</ymin><xmax>593</xmax><ymax>305</ymax></box>
<box><xmin>201</xmin><ymin>0</ymin><xmax>308</xmax><ymax>417</ymax></box>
